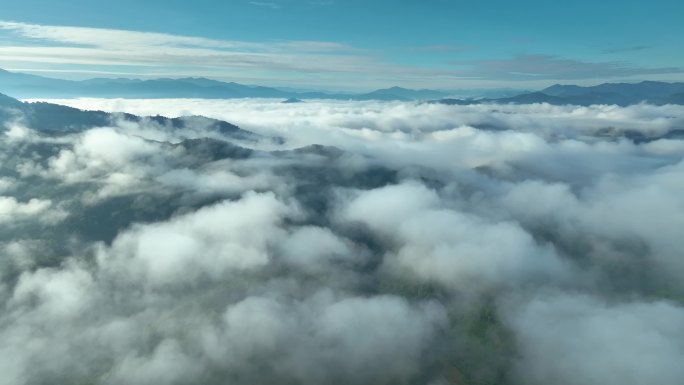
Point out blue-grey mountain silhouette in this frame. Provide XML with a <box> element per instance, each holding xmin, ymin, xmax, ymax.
<box><xmin>438</xmin><ymin>81</ymin><xmax>684</xmax><ymax>106</ymax></box>
<box><xmin>1</xmin><ymin>68</ymin><xmax>447</xmax><ymax>101</ymax></box>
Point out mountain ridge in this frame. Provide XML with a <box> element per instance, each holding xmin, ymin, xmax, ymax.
<box><xmin>0</xmin><ymin>68</ymin><xmax>448</xmax><ymax>101</ymax></box>
<box><xmin>3</xmin><ymin>68</ymin><xmax>684</xmax><ymax>105</ymax></box>
<box><xmin>438</xmin><ymin>80</ymin><xmax>684</xmax><ymax>106</ymax></box>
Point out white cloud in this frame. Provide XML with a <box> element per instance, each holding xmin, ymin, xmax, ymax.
<box><xmin>0</xmin><ymin>196</ymin><xmax>65</xmax><ymax>224</ymax></box>
<box><xmin>278</xmin><ymin>226</ymin><xmax>355</xmax><ymax>273</ymax></box>
<box><xmin>35</xmin><ymin>98</ymin><xmax>684</xmax><ymax>177</ymax></box>
<box><xmin>0</xmin><ymin>177</ymin><xmax>14</xmax><ymax>193</ymax></box>
<box><xmin>340</xmin><ymin>182</ymin><xmax>569</xmax><ymax>291</ymax></box>
<box><xmin>15</xmin><ymin>124</ymin><xmax>271</xmax><ymax>203</ymax></box>
<box><xmin>105</xmin><ymin>339</ymin><xmax>203</xmax><ymax>385</ymax></box>
<box><xmin>1</xmin><ymin>98</ymin><xmax>684</xmax><ymax>385</ymax></box>
<box><xmin>98</xmin><ymin>192</ymin><xmax>290</xmax><ymax>287</ymax></box>
<box><xmin>11</xmin><ymin>261</ymin><xmax>94</xmax><ymax>320</ymax></box>
<box><xmin>210</xmin><ymin>292</ymin><xmax>447</xmax><ymax>384</ymax></box>
<box><xmin>506</xmin><ymin>293</ymin><xmax>684</xmax><ymax>385</ymax></box>
<box><xmin>249</xmin><ymin>1</ymin><xmax>282</xmax><ymax>9</ymax></box>
<box><xmin>0</xmin><ymin>21</ymin><xmax>346</xmax><ymax>53</ymax></box>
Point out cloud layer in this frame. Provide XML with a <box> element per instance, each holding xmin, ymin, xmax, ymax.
<box><xmin>1</xmin><ymin>98</ymin><xmax>684</xmax><ymax>385</ymax></box>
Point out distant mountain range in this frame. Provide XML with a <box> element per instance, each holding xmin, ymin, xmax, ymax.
<box><xmin>438</xmin><ymin>81</ymin><xmax>684</xmax><ymax>106</ymax></box>
<box><xmin>2</xmin><ymin>68</ymin><xmax>684</xmax><ymax>105</ymax></box>
<box><xmin>0</xmin><ymin>68</ymin><xmax>450</xmax><ymax>101</ymax></box>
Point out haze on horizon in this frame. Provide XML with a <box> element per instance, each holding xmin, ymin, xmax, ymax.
<box><xmin>0</xmin><ymin>0</ymin><xmax>683</xmax><ymax>91</ymax></box>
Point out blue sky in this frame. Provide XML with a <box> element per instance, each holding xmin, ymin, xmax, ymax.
<box><xmin>0</xmin><ymin>0</ymin><xmax>682</xmax><ymax>90</ymax></box>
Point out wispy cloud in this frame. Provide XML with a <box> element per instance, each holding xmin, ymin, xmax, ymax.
<box><xmin>248</xmin><ymin>1</ymin><xmax>282</xmax><ymax>9</ymax></box>
<box><xmin>410</xmin><ymin>44</ymin><xmax>473</xmax><ymax>53</ymax></box>
<box><xmin>602</xmin><ymin>45</ymin><xmax>652</xmax><ymax>54</ymax></box>
<box><xmin>308</xmin><ymin>0</ymin><xmax>335</xmax><ymax>6</ymax></box>
<box><xmin>247</xmin><ymin>0</ymin><xmax>334</xmax><ymax>9</ymax></box>
<box><xmin>0</xmin><ymin>20</ymin><xmax>463</xmax><ymax>89</ymax></box>
<box><xmin>0</xmin><ymin>21</ymin><xmax>345</xmax><ymax>53</ymax></box>
<box><xmin>0</xmin><ymin>21</ymin><xmax>681</xmax><ymax>89</ymax></box>
<box><xmin>457</xmin><ymin>54</ymin><xmax>683</xmax><ymax>80</ymax></box>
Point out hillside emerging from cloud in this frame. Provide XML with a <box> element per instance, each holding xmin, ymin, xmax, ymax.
<box><xmin>1</xmin><ymin>92</ymin><xmax>684</xmax><ymax>385</ymax></box>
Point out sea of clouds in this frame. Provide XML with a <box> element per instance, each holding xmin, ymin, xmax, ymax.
<box><xmin>2</xmin><ymin>98</ymin><xmax>684</xmax><ymax>385</ymax></box>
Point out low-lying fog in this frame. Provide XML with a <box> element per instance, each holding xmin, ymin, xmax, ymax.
<box><xmin>2</xmin><ymin>98</ymin><xmax>684</xmax><ymax>385</ymax></box>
